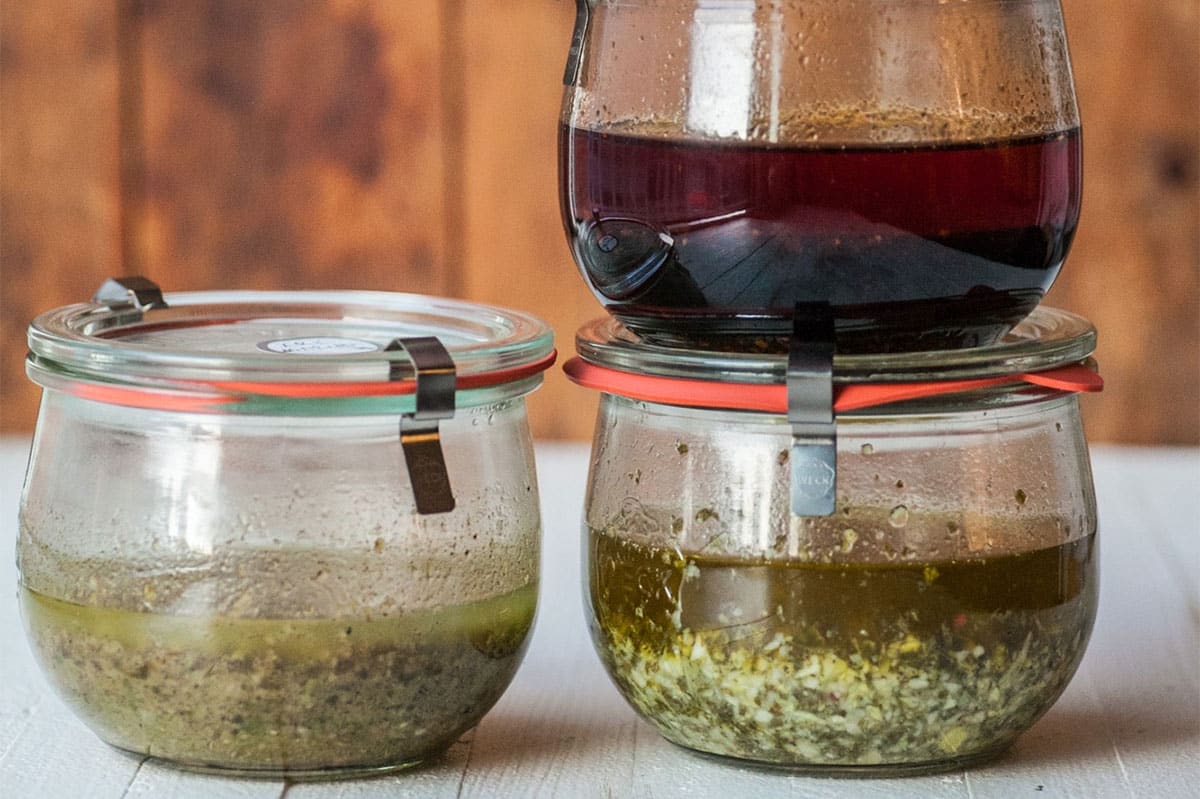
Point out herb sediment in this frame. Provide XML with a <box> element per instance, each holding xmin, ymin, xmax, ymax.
<box><xmin>21</xmin><ymin>562</ymin><xmax>536</xmax><ymax>773</ymax></box>
<box><xmin>589</xmin><ymin>525</ymin><xmax>1095</xmax><ymax>767</ymax></box>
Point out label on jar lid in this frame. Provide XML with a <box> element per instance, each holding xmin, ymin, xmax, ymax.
<box><xmin>258</xmin><ymin>337</ymin><xmax>381</xmax><ymax>355</ymax></box>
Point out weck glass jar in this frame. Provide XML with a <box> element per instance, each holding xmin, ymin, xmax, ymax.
<box><xmin>565</xmin><ymin>306</ymin><xmax>1103</xmax><ymax>774</ymax></box>
<box><xmin>560</xmin><ymin>0</ymin><xmax>1082</xmax><ymax>349</ymax></box>
<box><xmin>18</xmin><ymin>281</ymin><xmax>555</xmax><ymax>778</ymax></box>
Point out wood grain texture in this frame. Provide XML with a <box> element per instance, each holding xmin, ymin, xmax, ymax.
<box><xmin>0</xmin><ymin>1</ymin><xmax>122</xmax><ymax>431</ymax></box>
<box><xmin>129</xmin><ymin>0</ymin><xmax>449</xmax><ymax>294</ymax></box>
<box><xmin>1</xmin><ymin>0</ymin><xmax>1196</xmax><ymax>444</ymax></box>
<box><xmin>457</xmin><ymin>0</ymin><xmax>599</xmax><ymax>440</ymax></box>
<box><xmin>1048</xmin><ymin>0</ymin><xmax>1200</xmax><ymax>445</ymax></box>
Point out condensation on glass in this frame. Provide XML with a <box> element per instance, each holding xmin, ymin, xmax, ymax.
<box><xmin>559</xmin><ymin>0</ymin><xmax>1083</xmax><ymax>349</ymax></box>
<box><xmin>18</xmin><ymin>286</ymin><xmax>555</xmax><ymax>779</ymax></box>
<box><xmin>568</xmin><ymin>306</ymin><xmax>1102</xmax><ymax>774</ymax></box>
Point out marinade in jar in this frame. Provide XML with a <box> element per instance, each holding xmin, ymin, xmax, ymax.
<box><xmin>588</xmin><ymin>514</ymin><xmax>1096</xmax><ymax>770</ymax></box>
<box><xmin>561</xmin><ymin>121</ymin><xmax>1081</xmax><ymax>350</ymax></box>
<box><xmin>20</xmin><ymin>548</ymin><xmax>536</xmax><ymax>775</ymax></box>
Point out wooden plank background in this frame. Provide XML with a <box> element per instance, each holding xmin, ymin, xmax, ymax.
<box><xmin>2</xmin><ymin>0</ymin><xmax>1197</xmax><ymax>443</ymax></box>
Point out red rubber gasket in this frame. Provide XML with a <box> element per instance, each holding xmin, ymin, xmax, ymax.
<box><xmin>563</xmin><ymin>357</ymin><xmax>1102</xmax><ymax>413</ymax></box>
<box><xmin>63</xmin><ymin>350</ymin><xmax>558</xmax><ymax>410</ymax></box>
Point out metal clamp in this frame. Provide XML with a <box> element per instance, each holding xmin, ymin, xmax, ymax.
<box><xmin>386</xmin><ymin>337</ymin><xmax>457</xmax><ymax>515</ymax></box>
<box><xmin>92</xmin><ymin>276</ymin><xmax>168</xmax><ymax>314</ymax></box>
<box><xmin>787</xmin><ymin>303</ymin><xmax>837</xmax><ymax>517</ymax></box>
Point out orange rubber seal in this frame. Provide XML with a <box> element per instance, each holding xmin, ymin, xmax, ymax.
<box><xmin>63</xmin><ymin>350</ymin><xmax>558</xmax><ymax>411</ymax></box>
<box><xmin>563</xmin><ymin>357</ymin><xmax>1102</xmax><ymax>413</ymax></box>
<box><xmin>71</xmin><ymin>384</ymin><xmax>240</xmax><ymax>413</ymax></box>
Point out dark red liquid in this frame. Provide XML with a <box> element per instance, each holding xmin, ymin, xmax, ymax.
<box><xmin>560</xmin><ymin>125</ymin><xmax>1082</xmax><ymax>351</ymax></box>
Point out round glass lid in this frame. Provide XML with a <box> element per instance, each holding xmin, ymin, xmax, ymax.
<box><xmin>29</xmin><ymin>287</ymin><xmax>556</xmax><ymax>394</ymax></box>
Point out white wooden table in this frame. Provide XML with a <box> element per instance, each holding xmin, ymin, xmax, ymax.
<box><xmin>1</xmin><ymin>438</ymin><xmax>1197</xmax><ymax>798</ymax></box>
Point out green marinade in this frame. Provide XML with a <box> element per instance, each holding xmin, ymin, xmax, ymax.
<box><xmin>588</xmin><ymin>518</ymin><xmax>1096</xmax><ymax>770</ymax></box>
<box><xmin>21</xmin><ymin>579</ymin><xmax>536</xmax><ymax>774</ymax></box>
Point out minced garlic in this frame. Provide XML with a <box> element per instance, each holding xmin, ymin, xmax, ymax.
<box><xmin>589</xmin><ymin>525</ymin><xmax>1096</xmax><ymax>770</ymax></box>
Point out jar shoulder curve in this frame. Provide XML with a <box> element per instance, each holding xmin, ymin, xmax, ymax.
<box><xmin>584</xmin><ymin>392</ymin><xmax>1096</xmax><ymax>562</ymax></box>
<box><xmin>18</xmin><ymin>393</ymin><xmax>541</xmax><ymax>614</ymax></box>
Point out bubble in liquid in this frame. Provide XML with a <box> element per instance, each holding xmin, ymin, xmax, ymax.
<box><xmin>888</xmin><ymin>505</ymin><xmax>909</xmax><ymax>528</ymax></box>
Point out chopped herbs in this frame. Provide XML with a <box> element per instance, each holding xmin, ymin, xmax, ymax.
<box><xmin>588</xmin><ymin>522</ymin><xmax>1095</xmax><ymax>771</ymax></box>
<box><xmin>21</xmin><ymin>552</ymin><xmax>536</xmax><ymax>775</ymax></box>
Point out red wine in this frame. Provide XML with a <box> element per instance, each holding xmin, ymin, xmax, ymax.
<box><xmin>560</xmin><ymin>125</ymin><xmax>1082</xmax><ymax>351</ymax></box>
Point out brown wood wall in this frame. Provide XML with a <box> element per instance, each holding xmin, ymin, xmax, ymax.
<box><xmin>3</xmin><ymin>0</ymin><xmax>1197</xmax><ymax>443</ymax></box>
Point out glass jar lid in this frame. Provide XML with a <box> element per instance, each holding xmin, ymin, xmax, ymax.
<box><xmin>567</xmin><ymin>306</ymin><xmax>1101</xmax><ymax>413</ymax></box>
<box><xmin>28</xmin><ymin>282</ymin><xmax>556</xmax><ymax>414</ymax></box>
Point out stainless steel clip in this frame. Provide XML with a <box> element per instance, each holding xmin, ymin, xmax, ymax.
<box><xmin>787</xmin><ymin>303</ymin><xmax>837</xmax><ymax>516</ymax></box>
<box><xmin>92</xmin><ymin>276</ymin><xmax>168</xmax><ymax>314</ymax></box>
<box><xmin>386</xmin><ymin>337</ymin><xmax>457</xmax><ymax>515</ymax></box>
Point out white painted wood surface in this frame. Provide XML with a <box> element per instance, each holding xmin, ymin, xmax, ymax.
<box><xmin>1</xmin><ymin>439</ymin><xmax>1196</xmax><ymax>798</ymax></box>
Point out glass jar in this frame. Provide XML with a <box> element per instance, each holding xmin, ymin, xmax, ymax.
<box><xmin>18</xmin><ymin>282</ymin><xmax>555</xmax><ymax>778</ymax></box>
<box><xmin>559</xmin><ymin>0</ymin><xmax>1081</xmax><ymax>350</ymax></box>
<box><xmin>566</xmin><ymin>306</ymin><xmax>1102</xmax><ymax>774</ymax></box>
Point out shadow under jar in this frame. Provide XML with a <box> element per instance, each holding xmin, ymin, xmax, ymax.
<box><xmin>565</xmin><ymin>307</ymin><xmax>1102</xmax><ymax>774</ymax></box>
<box><xmin>18</xmin><ymin>286</ymin><xmax>555</xmax><ymax>779</ymax></box>
<box><xmin>560</xmin><ymin>0</ymin><xmax>1082</xmax><ymax>351</ymax></box>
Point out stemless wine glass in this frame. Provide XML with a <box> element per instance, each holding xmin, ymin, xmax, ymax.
<box><xmin>559</xmin><ymin>0</ymin><xmax>1082</xmax><ymax>352</ymax></box>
